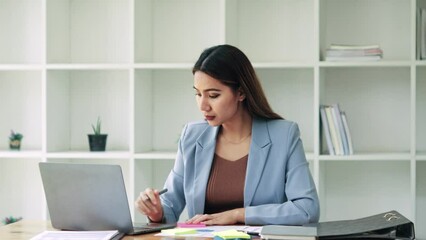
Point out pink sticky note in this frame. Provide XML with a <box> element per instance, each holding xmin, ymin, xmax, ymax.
<box><xmin>177</xmin><ymin>222</ymin><xmax>206</xmax><ymax>228</ymax></box>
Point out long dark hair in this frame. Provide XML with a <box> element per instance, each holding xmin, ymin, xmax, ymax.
<box><xmin>192</xmin><ymin>44</ymin><xmax>283</xmax><ymax>120</ymax></box>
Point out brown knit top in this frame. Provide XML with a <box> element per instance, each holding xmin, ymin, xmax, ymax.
<box><xmin>204</xmin><ymin>154</ymin><xmax>248</xmax><ymax>214</ymax></box>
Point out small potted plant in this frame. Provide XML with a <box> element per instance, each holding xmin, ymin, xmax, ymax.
<box><xmin>88</xmin><ymin>117</ymin><xmax>108</xmax><ymax>151</ymax></box>
<box><xmin>2</xmin><ymin>216</ymin><xmax>22</xmax><ymax>225</ymax></box>
<box><xmin>9</xmin><ymin>130</ymin><xmax>23</xmax><ymax>150</ymax></box>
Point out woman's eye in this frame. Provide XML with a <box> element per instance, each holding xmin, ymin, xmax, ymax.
<box><xmin>195</xmin><ymin>93</ymin><xmax>201</xmax><ymax>97</ymax></box>
<box><xmin>209</xmin><ymin>94</ymin><xmax>219</xmax><ymax>99</ymax></box>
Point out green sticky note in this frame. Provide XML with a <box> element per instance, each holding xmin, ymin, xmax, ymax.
<box><xmin>213</xmin><ymin>229</ymin><xmax>251</xmax><ymax>239</ymax></box>
<box><xmin>161</xmin><ymin>228</ymin><xmax>197</xmax><ymax>235</ymax></box>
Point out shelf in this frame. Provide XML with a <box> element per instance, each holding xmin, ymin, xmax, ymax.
<box><xmin>257</xmin><ymin>68</ymin><xmax>315</xmax><ymax>152</ymax></box>
<box><xmin>416</xmin><ymin>161</ymin><xmax>426</xmax><ymax>239</ymax></box>
<box><xmin>46</xmin><ymin>151</ymin><xmax>131</xmax><ymax>159</ymax></box>
<box><xmin>318</xmin><ymin>61</ymin><xmax>412</xmax><ymax>67</ymax></box>
<box><xmin>0</xmin><ymin>151</ymin><xmax>43</xmax><ymax>159</ymax></box>
<box><xmin>319</xmin><ymin>160</ymin><xmax>411</xmax><ymax>221</ymax></box>
<box><xmin>319</xmin><ymin>67</ymin><xmax>411</xmax><ymax>153</ymax></box>
<box><xmin>0</xmin><ymin>64</ymin><xmax>44</xmax><ymax>71</ymax></box>
<box><xmin>319</xmin><ymin>153</ymin><xmax>411</xmax><ymax>161</ymax></box>
<box><xmin>133</xmin><ymin>63</ymin><xmax>193</xmax><ymax>70</ymax></box>
<box><xmin>0</xmin><ymin>0</ymin><xmax>43</xmax><ymax>64</ymax></box>
<box><xmin>225</xmin><ymin>0</ymin><xmax>315</xmax><ymax>62</ymax></box>
<box><xmin>46</xmin><ymin>0</ymin><xmax>131</xmax><ymax>63</ymax></box>
<box><xmin>134</xmin><ymin>0</ymin><xmax>222</xmax><ymax>63</ymax></box>
<box><xmin>417</xmin><ymin>66</ymin><xmax>426</xmax><ymax>153</ymax></box>
<box><xmin>416</xmin><ymin>60</ymin><xmax>426</xmax><ymax>65</ymax></box>
<box><xmin>319</xmin><ymin>0</ymin><xmax>411</xmax><ymax>61</ymax></box>
<box><xmin>134</xmin><ymin>69</ymin><xmax>199</xmax><ymax>152</ymax></box>
<box><xmin>253</xmin><ymin>62</ymin><xmax>315</xmax><ymax>69</ymax></box>
<box><xmin>46</xmin><ymin>69</ymin><xmax>130</xmax><ymax>152</ymax></box>
<box><xmin>134</xmin><ymin>151</ymin><xmax>176</xmax><ymax>160</ymax></box>
<box><xmin>46</xmin><ymin>64</ymin><xmax>132</xmax><ymax>70</ymax></box>
<box><xmin>0</xmin><ymin>71</ymin><xmax>42</xmax><ymax>151</ymax></box>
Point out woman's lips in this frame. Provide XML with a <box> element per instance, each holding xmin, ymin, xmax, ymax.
<box><xmin>205</xmin><ymin>116</ymin><xmax>215</xmax><ymax>121</ymax></box>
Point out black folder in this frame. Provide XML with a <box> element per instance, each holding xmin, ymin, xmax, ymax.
<box><xmin>261</xmin><ymin>210</ymin><xmax>415</xmax><ymax>240</ymax></box>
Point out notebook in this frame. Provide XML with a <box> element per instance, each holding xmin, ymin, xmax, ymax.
<box><xmin>39</xmin><ymin>162</ymin><xmax>175</xmax><ymax>235</ymax></box>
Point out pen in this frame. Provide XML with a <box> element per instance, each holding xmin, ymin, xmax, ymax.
<box><xmin>237</xmin><ymin>230</ymin><xmax>260</xmax><ymax>236</ymax></box>
<box><xmin>158</xmin><ymin>188</ymin><xmax>168</xmax><ymax>195</ymax></box>
<box><xmin>245</xmin><ymin>231</ymin><xmax>260</xmax><ymax>236</ymax></box>
<box><xmin>143</xmin><ymin>188</ymin><xmax>167</xmax><ymax>202</ymax></box>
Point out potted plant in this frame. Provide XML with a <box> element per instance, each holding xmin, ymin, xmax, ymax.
<box><xmin>9</xmin><ymin>130</ymin><xmax>23</xmax><ymax>150</ymax></box>
<box><xmin>2</xmin><ymin>216</ymin><xmax>22</xmax><ymax>225</ymax></box>
<box><xmin>88</xmin><ymin>117</ymin><xmax>108</xmax><ymax>151</ymax></box>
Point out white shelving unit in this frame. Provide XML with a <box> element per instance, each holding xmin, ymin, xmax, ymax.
<box><xmin>0</xmin><ymin>0</ymin><xmax>424</xmax><ymax>238</ymax></box>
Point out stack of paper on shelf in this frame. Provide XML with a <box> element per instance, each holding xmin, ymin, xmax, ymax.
<box><xmin>325</xmin><ymin>44</ymin><xmax>383</xmax><ymax>61</ymax></box>
<box><xmin>320</xmin><ymin>104</ymin><xmax>353</xmax><ymax>155</ymax></box>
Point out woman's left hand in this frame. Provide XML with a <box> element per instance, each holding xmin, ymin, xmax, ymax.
<box><xmin>186</xmin><ymin>208</ymin><xmax>245</xmax><ymax>225</ymax></box>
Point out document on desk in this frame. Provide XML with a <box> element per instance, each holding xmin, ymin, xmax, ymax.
<box><xmin>30</xmin><ymin>230</ymin><xmax>120</xmax><ymax>240</ymax></box>
<box><xmin>156</xmin><ymin>225</ymin><xmax>262</xmax><ymax>238</ymax></box>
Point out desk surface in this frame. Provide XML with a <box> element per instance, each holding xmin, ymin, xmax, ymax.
<box><xmin>0</xmin><ymin>220</ymin><xmax>199</xmax><ymax>240</ymax></box>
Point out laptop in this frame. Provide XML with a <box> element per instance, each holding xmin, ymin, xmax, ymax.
<box><xmin>39</xmin><ymin>162</ymin><xmax>175</xmax><ymax>235</ymax></box>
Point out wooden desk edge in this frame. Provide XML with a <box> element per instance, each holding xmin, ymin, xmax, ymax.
<box><xmin>0</xmin><ymin>220</ymin><xmax>171</xmax><ymax>240</ymax></box>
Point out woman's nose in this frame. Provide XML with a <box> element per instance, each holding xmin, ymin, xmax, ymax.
<box><xmin>199</xmin><ymin>97</ymin><xmax>211</xmax><ymax>112</ymax></box>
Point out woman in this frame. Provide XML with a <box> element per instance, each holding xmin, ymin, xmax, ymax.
<box><xmin>135</xmin><ymin>44</ymin><xmax>319</xmax><ymax>225</ymax></box>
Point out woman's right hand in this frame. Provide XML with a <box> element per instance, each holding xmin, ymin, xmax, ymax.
<box><xmin>135</xmin><ymin>188</ymin><xmax>164</xmax><ymax>222</ymax></box>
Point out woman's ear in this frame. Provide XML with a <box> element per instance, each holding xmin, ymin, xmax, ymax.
<box><xmin>238</xmin><ymin>88</ymin><xmax>246</xmax><ymax>101</ymax></box>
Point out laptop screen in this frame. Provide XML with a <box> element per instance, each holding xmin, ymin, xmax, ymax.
<box><xmin>39</xmin><ymin>162</ymin><xmax>134</xmax><ymax>233</ymax></box>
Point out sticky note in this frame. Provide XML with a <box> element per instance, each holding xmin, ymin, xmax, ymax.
<box><xmin>213</xmin><ymin>229</ymin><xmax>251</xmax><ymax>239</ymax></box>
<box><xmin>161</xmin><ymin>228</ymin><xmax>197</xmax><ymax>235</ymax></box>
<box><xmin>177</xmin><ymin>222</ymin><xmax>206</xmax><ymax>228</ymax></box>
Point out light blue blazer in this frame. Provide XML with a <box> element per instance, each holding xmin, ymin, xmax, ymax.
<box><xmin>160</xmin><ymin>117</ymin><xmax>320</xmax><ymax>225</ymax></box>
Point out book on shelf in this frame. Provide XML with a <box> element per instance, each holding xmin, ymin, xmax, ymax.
<box><xmin>331</xmin><ymin>104</ymin><xmax>349</xmax><ymax>155</ymax></box>
<box><xmin>417</xmin><ymin>7</ymin><xmax>422</xmax><ymax>59</ymax></box>
<box><xmin>329</xmin><ymin>105</ymin><xmax>344</xmax><ymax>155</ymax></box>
<box><xmin>325</xmin><ymin>55</ymin><xmax>382</xmax><ymax>62</ymax></box>
<box><xmin>341</xmin><ymin>111</ymin><xmax>354</xmax><ymax>155</ymax></box>
<box><xmin>325</xmin><ymin>44</ymin><xmax>383</xmax><ymax>62</ymax></box>
<box><xmin>328</xmin><ymin>44</ymin><xmax>380</xmax><ymax>50</ymax></box>
<box><xmin>324</xmin><ymin>106</ymin><xmax>342</xmax><ymax>155</ymax></box>
<box><xmin>320</xmin><ymin>104</ymin><xmax>353</xmax><ymax>155</ymax></box>
<box><xmin>326</xmin><ymin>48</ymin><xmax>382</xmax><ymax>57</ymax></box>
<box><xmin>319</xmin><ymin>106</ymin><xmax>335</xmax><ymax>155</ymax></box>
<box><xmin>260</xmin><ymin>210</ymin><xmax>415</xmax><ymax>240</ymax></box>
<box><xmin>420</xmin><ymin>8</ymin><xmax>426</xmax><ymax>59</ymax></box>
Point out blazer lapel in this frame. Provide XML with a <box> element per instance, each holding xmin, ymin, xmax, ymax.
<box><xmin>245</xmin><ymin>118</ymin><xmax>271</xmax><ymax>206</ymax></box>
<box><xmin>193</xmin><ymin>125</ymin><xmax>219</xmax><ymax>215</ymax></box>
